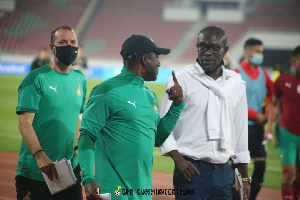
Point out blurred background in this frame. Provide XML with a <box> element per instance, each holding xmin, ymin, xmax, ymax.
<box><xmin>0</xmin><ymin>0</ymin><xmax>299</xmax><ymax>81</ymax></box>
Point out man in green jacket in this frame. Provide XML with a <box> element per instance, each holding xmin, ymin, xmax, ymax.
<box><xmin>78</xmin><ymin>35</ymin><xmax>185</xmax><ymax>200</ymax></box>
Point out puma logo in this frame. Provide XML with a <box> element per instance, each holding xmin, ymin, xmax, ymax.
<box><xmin>285</xmin><ymin>82</ymin><xmax>291</xmax><ymax>88</ymax></box>
<box><xmin>283</xmin><ymin>195</ymin><xmax>293</xmax><ymax>200</ymax></box>
<box><xmin>127</xmin><ymin>101</ymin><xmax>136</xmax><ymax>108</ymax></box>
<box><xmin>49</xmin><ymin>85</ymin><xmax>57</xmax><ymax>93</ymax></box>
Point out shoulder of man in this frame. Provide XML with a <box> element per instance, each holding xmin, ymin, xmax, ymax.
<box><xmin>274</xmin><ymin>72</ymin><xmax>290</xmax><ymax>84</ymax></box>
<box><xmin>89</xmin><ymin>75</ymin><xmax>130</xmax><ymax>98</ymax></box>
<box><xmin>71</xmin><ymin>68</ymin><xmax>85</xmax><ymax>75</ymax></box>
<box><xmin>21</xmin><ymin>65</ymin><xmax>51</xmax><ymax>87</ymax></box>
<box><xmin>225</xmin><ymin>68</ymin><xmax>241</xmax><ymax>78</ymax></box>
<box><xmin>224</xmin><ymin>68</ymin><xmax>246</xmax><ymax>87</ymax></box>
<box><xmin>70</xmin><ymin>68</ymin><xmax>87</xmax><ymax>82</ymax></box>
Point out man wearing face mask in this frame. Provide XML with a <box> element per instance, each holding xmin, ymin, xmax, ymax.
<box><xmin>160</xmin><ymin>26</ymin><xmax>250</xmax><ymax>200</ymax></box>
<box><xmin>233</xmin><ymin>38</ymin><xmax>274</xmax><ymax>200</ymax></box>
<box><xmin>15</xmin><ymin>26</ymin><xmax>86</xmax><ymax>200</ymax></box>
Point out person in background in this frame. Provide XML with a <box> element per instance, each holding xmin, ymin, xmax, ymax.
<box><xmin>15</xmin><ymin>26</ymin><xmax>86</xmax><ymax>200</ymax></box>
<box><xmin>160</xmin><ymin>26</ymin><xmax>250</xmax><ymax>200</ymax></box>
<box><xmin>30</xmin><ymin>48</ymin><xmax>51</xmax><ymax>71</ymax></box>
<box><xmin>270</xmin><ymin>61</ymin><xmax>288</xmax><ymax>149</ymax></box>
<box><xmin>266</xmin><ymin>46</ymin><xmax>300</xmax><ymax>200</ymax></box>
<box><xmin>233</xmin><ymin>38</ymin><xmax>274</xmax><ymax>200</ymax></box>
<box><xmin>272</xmin><ymin>61</ymin><xmax>288</xmax><ymax>82</ymax></box>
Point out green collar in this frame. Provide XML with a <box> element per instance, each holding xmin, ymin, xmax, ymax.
<box><xmin>121</xmin><ymin>67</ymin><xmax>144</xmax><ymax>85</ymax></box>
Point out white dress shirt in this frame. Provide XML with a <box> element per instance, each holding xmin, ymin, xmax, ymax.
<box><xmin>160</xmin><ymin>63</ymin><xmax>250</xmax><ymax>164</ymax></box>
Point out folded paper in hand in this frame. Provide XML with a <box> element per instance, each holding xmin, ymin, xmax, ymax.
<box><xmin>42</xmin><ymin>158</ymin><xmax>77</xmax><ymax>195</ymax></box>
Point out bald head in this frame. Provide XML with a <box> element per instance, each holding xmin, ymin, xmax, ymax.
<box><xmin>199</xmin><ymin>26</ymin><xmax>227</xmax><ymax>46</ymax></box>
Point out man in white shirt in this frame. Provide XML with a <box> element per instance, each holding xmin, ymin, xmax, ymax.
<box><xmin>160</xmin><ymin>26</ymin><xmax>251</xmax><ymax>200</ymax></box>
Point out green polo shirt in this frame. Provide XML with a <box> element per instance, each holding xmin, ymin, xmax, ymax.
<box><xmin>16</xmin><ymin>64</ymin><xmax>86</xmax><ymax>181</ymax></box>
<box><xmin>78</xmin><ymin>67</ymin><xmax>184</xmax><ymax>200</ymax></box>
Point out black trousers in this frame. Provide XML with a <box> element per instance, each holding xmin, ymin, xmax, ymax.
<box><xmin>248</xmin><ymin>122</ymin><xmax>266</xmax><ymax>158</ymax></box>
<box><xmin>15</xmin><ymin>164</ymin><xmax>83</xmax><ymax>200</ymax></box>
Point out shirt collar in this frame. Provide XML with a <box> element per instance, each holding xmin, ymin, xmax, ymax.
<box><xmin>121</xmin><ymin>67</ymin><xmax>145</xmax><ymax>85</ymax></box>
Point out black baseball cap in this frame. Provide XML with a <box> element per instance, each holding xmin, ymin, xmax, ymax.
<box><xmin>120</xmin><ymin>35</ymin><xmax>170</xmax><ymax>60</ymax></box>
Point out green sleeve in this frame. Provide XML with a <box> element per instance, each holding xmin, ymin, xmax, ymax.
<box><xmin>78</xmin><ymin>91</ymin><xmax>113</xmax><ymax>185</ymax></box>
<box><xmin>78</xmin><ymin>132</ymin><xmax>95</xmax><ymax>186</ymax></box>
<box><xmin>16</xmin><ymin>74</ymin><xmax>42</xmax><ymax>114</ymax></box>
<box><xmin>155</xmin><ymin>101</ymin><xmax>185</xmax><ymax>147</ymax></box>
<box><xmin>80</xmin><ymin>92</ymin><xmax>113</xmax><ymax>140</ymax></box>
<box><xmin>80</xmin><ymin>78</ymin><xmax>87</xmax><ymax>113</ymax></box>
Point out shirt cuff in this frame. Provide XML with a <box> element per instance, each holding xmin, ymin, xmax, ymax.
<box><xmin>84</xmin><ymin>178</ymin><xmax>96</xmax><ymax>187</ymax></box>
<box><xmin>160</xmin><ymin>136</ymin><xmax>178</xmax><ymax>156</ymax></box>
<box><xmin>78</xmin><ymin>149</ymin><xmax>95</xmax><ymax>186</ymax></box>
<box><xmin>172</xmin><ymin>101</ymin><xmax>185</xmax><ymax>110</ymax></box>
<box><xmin>231</xmin><ymin>151</ymin><xmax>251</xmax><ymax>164</ymax></box>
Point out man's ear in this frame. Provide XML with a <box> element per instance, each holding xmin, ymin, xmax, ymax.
<box><xmin>223</xmin><ymin>46</ymin><xmax>229</xmax><ymax>57</ymax></box>
<box><xmin>49</xmin><ymin>43</ymin><xmax>55</xmax><ymax>55</ymax></box>
<box><xmin>244</xmin><ymin>47</ymin><xmax>251</xmax><ymax>59</ymax></box>
<box><xmin>140</xmin><ymin>54</ymin><xmax>148</xmax><ymax>67</ymax></box>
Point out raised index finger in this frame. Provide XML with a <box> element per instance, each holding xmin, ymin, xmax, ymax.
<box><xmin>172</xmin><ymin>71</ymin><xmax>179</xmax><ymax>85</ymax></box>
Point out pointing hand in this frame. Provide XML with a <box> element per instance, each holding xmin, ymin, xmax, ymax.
<box><xmin>166</xmin><ymin>71</ymin><xmax>183</xmax><ymax>105</ymax></box>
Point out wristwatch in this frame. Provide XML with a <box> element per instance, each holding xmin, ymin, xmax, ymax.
<box><xmin>241</xmin><ymin>177</ymin><xmax>252</xmax><ymax>183</ymax></box>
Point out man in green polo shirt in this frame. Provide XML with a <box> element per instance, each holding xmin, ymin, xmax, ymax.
<box><xmin>78</xmin><ymin>35</ymin><xmax>184</xmax><ymax>200</ymax></box>
<box><xmin>15</xmin><ymin>26</ymin><xmax>86</xmax><ymax>200</ymax></box>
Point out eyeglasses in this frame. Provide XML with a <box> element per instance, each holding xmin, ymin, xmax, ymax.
<box><xmin>196</xmin><ymin>43</ymin><xmax>226</xmax><ymax>54</ymax></box>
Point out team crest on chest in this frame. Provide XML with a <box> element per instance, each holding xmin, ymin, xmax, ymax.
<box><xmin>76</xmin><ymin>85</ymin><xmax>81</xmax><ymax>96</ymax></box>
<box><xmin>297</xmin><ymin>85</ymin><xmax>300</xmax><ymax>94</ymax></box>
<box><xmin>153</xmin><ymin>101</ymin><xmax>158</xmax><ymax>113</ymax></box>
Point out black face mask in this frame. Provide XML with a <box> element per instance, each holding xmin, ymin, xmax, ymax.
<box><xmin>196</xmin><ymin>58</ymin><xmax>224</xmax><ymax>75</ymax></box>
<box><xmin>55</xmin><ymin>45</ymin><xmax>78</xmax><ymax>66</ymax></box>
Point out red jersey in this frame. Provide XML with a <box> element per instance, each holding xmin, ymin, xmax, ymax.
<box><xmin>233</xmin><ymin>60</ymin><xmax>274</xmax><ymax>120</ymax></box>
<box><xmin>274</xmin><ymin>71</ymin><xmax>300</xmax><ymax>135</ymax></box>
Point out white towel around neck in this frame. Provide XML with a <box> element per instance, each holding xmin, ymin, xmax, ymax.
<box><xmin>184</xmin><ymin>63</ymin><xmax>241</xmax><ymax>150</ymax></box>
